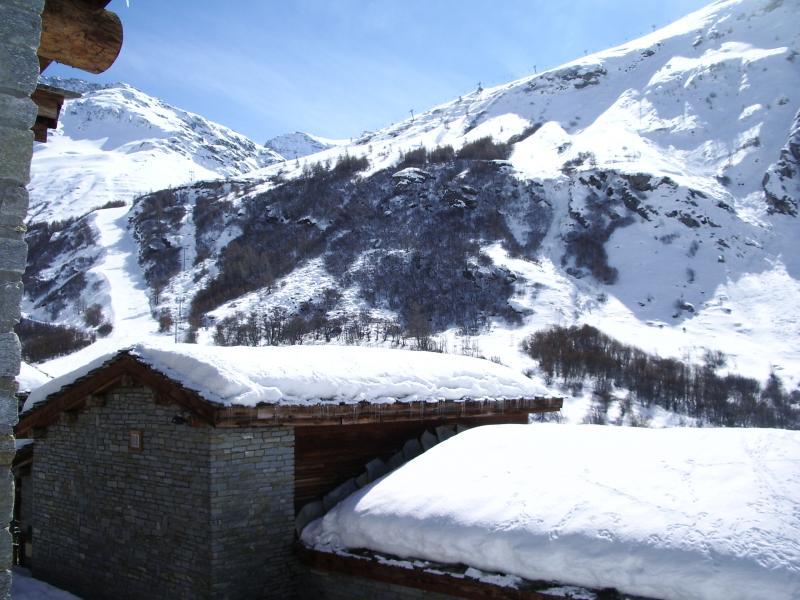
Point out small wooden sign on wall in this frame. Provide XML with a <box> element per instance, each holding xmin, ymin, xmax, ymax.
<box><xmin>128</xmin><ymin>430</ymin><xmax>143</xmax><ymax>452</ymax></box>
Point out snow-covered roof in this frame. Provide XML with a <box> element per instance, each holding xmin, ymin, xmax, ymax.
<box><xmin>303</xmin><ymin>423</ymin><xmax>800</xmax><ymax>600</ymax></box>
<box><xmin>24</xmin><ymin>343</ymin><xmax>549</xmax><ymax>412</ymax></box>
<box><xmin>17</xmin><ymin>361</ymin><xmax>51</xmax><ymax>395</ymax></box>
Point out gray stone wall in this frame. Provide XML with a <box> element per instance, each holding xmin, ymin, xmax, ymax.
<box><xmin>17</xmin><ymin>469</ymin><xmax>32</xmax><ymax>564</ymax></box>
<box><xmin>299</xmin><ymin>567</ymin><xmax>463</xmax><ymax>600</ymax></box>
<box><xmin>0</xmin><ymin>1</ymin><xmax>44</xmax><ymax>598</ymax></box>
<box><xmin>32</xmin><ymin>387</ymin><xmax>214</xmax><ymax>599</ymax></box>
<box><xmin>209</xmin><ymin>427</ymin><xmax>295</xmax><ymax>599</ymax></box>
<box><xmin>28</xmin><ymin>385</ymin><xmax>299</xmax><ymax>599</ymax></box>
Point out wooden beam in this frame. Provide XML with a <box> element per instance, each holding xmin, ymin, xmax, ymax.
<box><xmin>32</xmin><ymin>119</ymin><xmax>50</xmax><ymax>143</ymax></box>
<box><xmin>216</xmin><ymin>397</ymin><xmax>562</xmax><ymax>428</ymax></box>
<box><xmin>31</xmin><ymin>84</ymin><xmax>80</xmax><ymax>142</ymax></box>
<box><xmin>298</xmin><ymin>546</ymin><xmax>559</xmax><ymax>600</ymax></box>
<box><xmin>39</xmin><ymin>0</ymin><xmax>123</xmax><ymax>74</ymax></box>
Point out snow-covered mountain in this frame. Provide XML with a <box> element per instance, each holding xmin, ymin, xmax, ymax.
<box><xmin>28</xmin><ymin>77</ymin><xmax>284</xmax><ymax>223</ymax></box>
<box><xmin>264</xmin><ymin>131</ymin><xmax>348</xmax><ymax>160</ymax></box>
<box><xmin>23</xmin><ymin>0</ymin><xmax>800</xmax><ymax>423</ymax></box>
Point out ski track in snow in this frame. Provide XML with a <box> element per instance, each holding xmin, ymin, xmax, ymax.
<box><xmin>43</xmin><ymin>207</ymin><xmax>164</xmax><ymax>377</ymax></box>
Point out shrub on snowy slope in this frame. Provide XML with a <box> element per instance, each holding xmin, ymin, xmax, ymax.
<box><xmin>523</xmin><ymin>325</ymin><xmax>799</xmax><ymax>428</ymax></box>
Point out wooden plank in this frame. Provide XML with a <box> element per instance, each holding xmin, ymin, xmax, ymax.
<box><xmin>298</xmin><ymin>546</ymin><xmax>557</xmax><ymax>599</ymax></box>
<box><xmin>39</xmin><ymin>0</ymin><xmax>123</xmax><ymax>74</ymax></box>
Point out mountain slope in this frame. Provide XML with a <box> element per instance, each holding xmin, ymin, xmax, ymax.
<box><xmin>24</xmin><ymin>0</ymin><xmax>800</xmax><ymax>415</ymax></box>
<box><xmin>223</xmin><ymin>0</ymin><xmax>799</xmax><ymax>383</ymax></box>
<box><xmin>28</xmin><ymin>78</ymin><xmax>285</xmax><ymax>223</ymax></box>
<box><xmin>265</xmin><ymin>131</ymin><xmax>347</xmax><ymax>160</ymax></box>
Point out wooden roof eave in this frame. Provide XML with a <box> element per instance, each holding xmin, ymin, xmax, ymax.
<box><xmin>216</xmin><ymin>396</ymin><xmax>562</xmax><ymax>428</ymax></box>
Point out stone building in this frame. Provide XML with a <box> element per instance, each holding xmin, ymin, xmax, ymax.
<box><xmin>15</xmin><ymin>343</ymin><xmax>560</xmax><ymax>599</ymax></box>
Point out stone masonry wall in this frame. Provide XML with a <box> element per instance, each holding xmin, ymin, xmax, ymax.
<box><xmin>0</xmin><ymin>1</ymin><xmax>44</xmax><ymax>598</ymax></box>
<box><xmin>17</xmin><ymin>470</ymin><xmax>32</xmax><ymax>564</ymax></box>
<box><xmin>209</xmin><ymin>427</ymin><xmax>295</xmax><ymax>599</ymax></box>
<box><xmin>299</xmin><ymin>567</ymin><xmax>463</xmax><ymax>600</ymax></box>
<box><xmin>32</xmin><ymin>387</ymin><xmax>214</xmax><ymax>599</ymax></box>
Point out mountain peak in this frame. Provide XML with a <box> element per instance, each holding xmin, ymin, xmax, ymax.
<box><xmin>265</xmin><ymin>131</ymin><xmax>347</xmax><ymax>160</ymax></box>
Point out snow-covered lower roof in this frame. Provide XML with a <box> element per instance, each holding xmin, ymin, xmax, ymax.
<box><xmin>24</xmin><ymin>343</ymin><xmax>548</xmax><ymax>412</ymax></box>
<box><xmin>17</xmin><ymin>361</ymin><xmax>51</xmax><ymax>395</ymax></box>
<box><xmin>303</xmin><ymin>423</ymin><xmax>800</xmax><ymax>600</ymax></box>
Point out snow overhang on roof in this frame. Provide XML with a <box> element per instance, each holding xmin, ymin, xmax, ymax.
<box><xmin>17</xmin><ymin>344</ymin><xmax>560</xmax><ymax>435</ymax></box>
<box><xmin>302</xmin><ymin>424</ymin><xmax>800</xmax><ymax>600</ymax></box>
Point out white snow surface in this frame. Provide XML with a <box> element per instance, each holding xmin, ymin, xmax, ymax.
<box><xmin>304</xmin><ymin>423</ymin><xmax>800</xmax><ymax>600</ymax></box>
<box><xmin>28</xmin><ymin>80</ymin><xmax>283</xmax><ymax>223</ymax></box>
<box><xmin>264</xmin><ymin>131</ymin><xmax>347</xmax><ymax>160</ymax></box>
<box><xmin>12</xmin><ymin>567</ymin><xmax>79</xmax><ymax>599</ymax></box>
<box><xmin>16</xmin><ymin>362</ymin><xmax>51</xmax><ymax>394</ymax></box>
<box><xmin>24</xmin><ymin>343</ymin><xmax>549</xmax><ymax>411</ymax></box>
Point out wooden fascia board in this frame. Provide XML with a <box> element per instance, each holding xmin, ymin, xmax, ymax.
<box><xmin>216</xmin><ymin>397</ymin><xmax>563</xmax><ymax>427</ymax></box>
<box><xmin>297</xmin><ymin>546</ymin><xmax>556</xmax><ymax>600</ymax></box>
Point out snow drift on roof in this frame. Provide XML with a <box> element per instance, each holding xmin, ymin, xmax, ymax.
<box><xmin>17</xmin><ymin>361</ymin><xmax>51</xmax><ymax>394</ymax></box>
<box><xmin>24</xmin><ymin>343</ymin><xmax>548</xmax><ymax>411</ymax></box>
<box><xmin>303</xmin><ymin>423</ymin><xmax>800</xmax><ymax>600</ymax></box>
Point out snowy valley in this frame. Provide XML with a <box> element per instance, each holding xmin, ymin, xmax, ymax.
<box><xmin>21</xmin><ymin>0</ymin><xmax>800</xmax><ymax>428</ymax></box>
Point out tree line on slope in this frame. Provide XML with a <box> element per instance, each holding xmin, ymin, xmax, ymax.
<box><xmin>15</xmin><ymin>318</ymin><xmax>95</xmax><ymax>363</ymax></box>
<box><xmin>523</xmin><ymin>324</ymin><xmax>798</xmax><ymax>429</ymax></box>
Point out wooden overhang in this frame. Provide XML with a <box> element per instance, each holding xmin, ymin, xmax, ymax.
<box><xmin>15</xmin><ymin>350</ymin><xmax>562</xmax><ymax>438</ymax></box>
<box><xmin>33</xmin><ymin>0</ymin><xmax>123</xmax><ymax>142</ymax></box>
<box><xmin>31</xmin><ymin>83</ymin><xmax>80</xmax><ymax>143</ymax></box>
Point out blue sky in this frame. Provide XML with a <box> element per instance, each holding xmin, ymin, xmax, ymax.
<box><xmin>46</xmin><ymin>0</ymin><xmax>710</xmax><ymax>143</ymax></box>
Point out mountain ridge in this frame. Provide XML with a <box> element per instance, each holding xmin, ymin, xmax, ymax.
<box><xmin>23</xmin><ymin>0</ymin><xmax>800</xmax><ymax>424</ymax></box>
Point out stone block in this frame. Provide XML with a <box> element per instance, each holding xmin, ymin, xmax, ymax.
<box><xmin>322</xmin><ymin>478</ymin><xmax>358</xmax><ymax>512</ymax></box>
<box><xmin>435</xmin><ymin>424</ymin><xmax>456</xmax><ymax>443</ymax></box>
<box><xmin>0</xmin><ymin>95</ymin><xmax>36</xmax><ymax>132</ymax></box>
<box><xmin>0</xmin><ymin>529</ymin><xmax>10</xmax><ymax>570</ymax></box>
<box><xmin>402</xmin><ymin>438</ymin><xmax>422</xmax><ymax>461</ymax></box>
<box><xmin>0</xmin><ymin>472</ymin><xmax>11</xmax><ymax>521</ymax></box>
<box><xmin>0</xmin><ymin>395</ymin><xmax>17</xmax><ymax>430</ymax></box>
<box><xmin>387</xmin><ymin>451</ymin><xmax>405</xmax><ymax>471</ymax></box>
<box><xmin>0</xmin><ymin>182</ymin><xmax>29</xmax><ymax>225</ymax></box>
<box><xmin>364</xmin><ymin>457</ymin><xmax>387</xmax><ymax>482</ymax></box>
<box><xmin>0</xmin><ymin>334</ymin><xmax>20</xmax><ymax>378</ymax></box>
<box><xmin>355</xmin><ymin>471</ymin><xmax>369</xmax><ymax>488</ymax></box>
<box><xmin>420</xmin><ymin>429</ymin><xmax>438</xmax><ymax>451</ymax></box>
<box><xmin>0</xmin><ymin>126</ymin><xmax>34</xmax><ymax>183</ymax></box>
<box><xmin>0</xmin><ymin>4</ymin><xmax>42</xmax><ymax>96</ymax></box>
<box><xmin>455</xmin><ymin>423</ymin><xmax>470</xmax><ymax>434</ymax></box>
<box><xmin>0</xmin><ymin>282</ymin><xmax>22</xmax><ymax>331</ymax></box>
<box><xmin>0</xmin><ymin>239</ymin><xmax>26</xmax><ymax>277</ymax></box>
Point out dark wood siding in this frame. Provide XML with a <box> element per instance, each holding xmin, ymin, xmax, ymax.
<box><xmin>294</xmin><ymin>414</ymin><xmax>529</xmax><ymax>512</ymax></box>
